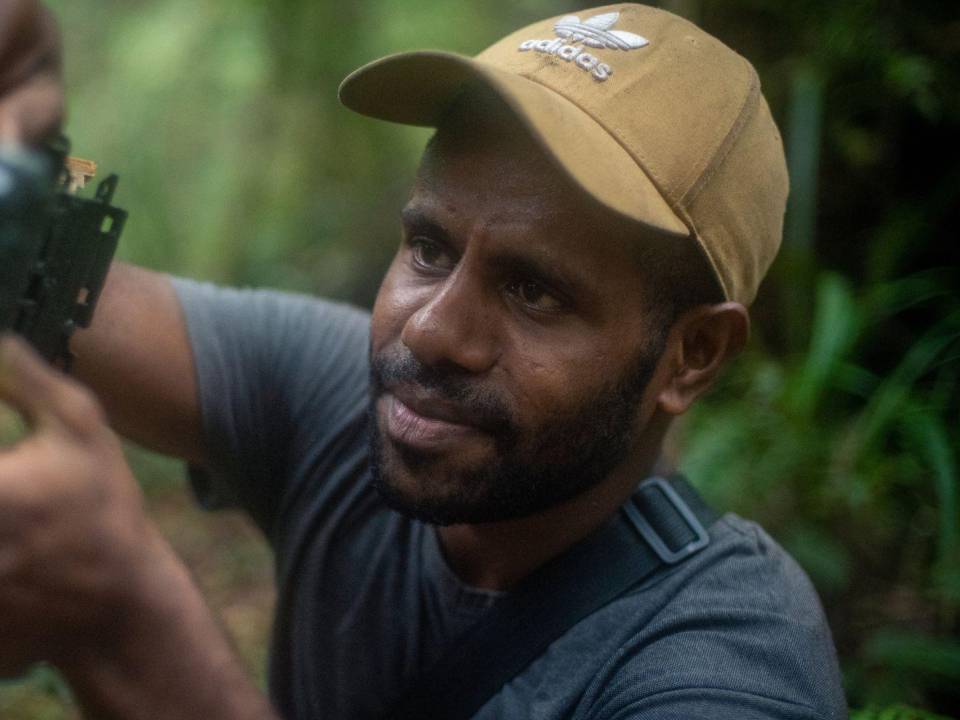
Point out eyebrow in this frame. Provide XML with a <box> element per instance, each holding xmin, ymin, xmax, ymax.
<box><xmin>490</xmin><ymin>250</ymin><xmax>581</xmax><ymax>298</ymax></box>
<box><xmin>401</xmin><ymin>207</ymin><xmax>453</xmax><ymax>248</ymax></box>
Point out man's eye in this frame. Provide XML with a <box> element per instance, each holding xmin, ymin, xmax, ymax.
<box><xmin>410</xmin><ymin>237</ymin><xmax>455</xmax><ymax>271</ymax></box>
<box><xmin>506</xmin><ymin>279</ymin><xmax>564</xmax><ymax>313</ymax></box>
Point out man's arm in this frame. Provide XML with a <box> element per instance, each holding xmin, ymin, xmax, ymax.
<box><xmin>0</xmin><ymin>4</ymin><xmax>279</xmax><ymax>717</ymax></box>
<box><xmin>0</xmin><ymin>336</ymin><xmax>279</xmax><ymax>720</ymax></box>
<box><xmin>71</xmin><ymin>261</ymin><xmax>206</xmax><ymax>463</ymax></box>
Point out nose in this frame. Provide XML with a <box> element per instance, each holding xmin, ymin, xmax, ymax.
<box><xmin>400</xmin><ymin>266</ymin><xmax>500</xmax><ymax>375</ymax></box>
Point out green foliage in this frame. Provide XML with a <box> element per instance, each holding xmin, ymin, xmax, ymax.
<box><xmin>681</xmin><ymin>3</ymin><xmax>959</xmax><ymax>709</ymax></box>
<box><xmin>0</xmin><ymin>404</ymin><xmax>28</xmax><ymax>447</ymax></box>
<box><xmin>851</xmin><ymin>705</ymin><xmax>955</xmax><ymax>720</ymax></box>
<box><xmin>0</xmin><ymin>666</ymin><xmax>76</xmax><ymax>720</ymax></box>
<box><xmin>680</xmin><ymin>269</ymin><xmax>960</xmax><ymax>706</ymax></box>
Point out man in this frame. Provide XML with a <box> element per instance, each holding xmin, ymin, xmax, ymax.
<box><xmin>0</xmin><ymin>2</ymin><xmax>847</xmax><ymax>718</ymax></box>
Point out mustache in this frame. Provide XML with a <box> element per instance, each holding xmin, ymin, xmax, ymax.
<box><xmin>370</xmin><ymin>346</ymin><xmax>515</xmax><ymax>434</ymax></box>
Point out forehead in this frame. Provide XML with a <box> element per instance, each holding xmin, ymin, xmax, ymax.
<box><xmin>416</xmin><ymin>124</ymin><xmax>566</xmax><ymax>208</ymax></box>
<box><xmin>411</xmin><ymin>125</ymin><xmax>640</xmax><ymax>254</ymax></box>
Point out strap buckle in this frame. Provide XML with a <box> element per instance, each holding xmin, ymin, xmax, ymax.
<box><xmin>624</xmin><ymin>476</ymin><xmax>710</xmax><ymax>564</ymax></box>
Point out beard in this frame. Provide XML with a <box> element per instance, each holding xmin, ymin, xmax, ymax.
<box><xmin>367</xmin><ymin>336</ymin><xmax>665</xmax><ymax>526</ymax></box>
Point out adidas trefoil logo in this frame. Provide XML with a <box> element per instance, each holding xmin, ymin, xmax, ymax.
<box><xmin>554</xmin><ymin>12</ymin><xmax>648</xmax><ymax>50</ymax></box>
<box><xmin>518</xmin><ymin>11</ymin><xmax>649</xmax><ymax>83</ymax></box>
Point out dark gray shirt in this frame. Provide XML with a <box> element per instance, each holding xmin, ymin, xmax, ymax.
<box><xmin>173</xmin><ymin>278</ymin><xmax>848</xmax><ymax>720</ymax></box>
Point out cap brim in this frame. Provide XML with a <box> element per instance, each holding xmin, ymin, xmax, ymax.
<box><xmin>339</xmin><ymin>51</ymin><xmax>688</xmax><ymax>238</ymax></box>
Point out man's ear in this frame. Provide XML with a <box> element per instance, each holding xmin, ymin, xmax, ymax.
<box><xmin>656</xmin><ymin>302</ymin><xmax>749</xmax><ymax>416</ymax></box>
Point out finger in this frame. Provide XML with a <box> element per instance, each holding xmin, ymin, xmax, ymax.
<box><xmin>0</xmin><ymin>1</ymin><xmax>62</xmax><ymax>92</ymax></box>
<box><xmin>0</xmin><ymin>334</ymin><xmax>102</xmax><ymax>434</ymax></box>
<box><xmin>0</xmin><ymin>433</ymin><xmax>63</xmax><ymax>518</ymax></box>
<box><xmin>0</xmin><ymin>1</ymin><xmax>62</xmax><ymax>145</ymax></box>
<box><xmin>0</xmin><ymin>72</ymin><xmax>64</xmax><ymax>145</ymax></box>
<box><xmin>0</xmin><ymin>334</ymin><xmax>60</xmax><ymax>428</ymax></box>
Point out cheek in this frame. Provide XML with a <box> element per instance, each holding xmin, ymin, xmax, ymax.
<box><xmin>507</xmin><ymin>344</ymin><xmax>598</xmax><ymax>422</ymax></box>
<box><xmin>371</xmin><ymin>259</ymin><xmax>420</xmax><ymax>353</ymax></box>
<box><xmin>511</xmin><ymin>351</ymin><xmax>562</xmax><ymax>408</ymax></box>
<box><xmin>505</xmin><ymin>333</ymin><xmax>641</xmax><ymax>430</ymax></box>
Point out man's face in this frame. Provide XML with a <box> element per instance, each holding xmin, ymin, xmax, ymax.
<box><xmin>368</xmin><ymin>129</ymin><xmax>669</xmax><ymax>526</ymax></box>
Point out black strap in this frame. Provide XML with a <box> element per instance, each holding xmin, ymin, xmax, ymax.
<box><xmin>387</xmin><ymin>475</ymin><xmax>718</xmax><ymax>720</ymax></box>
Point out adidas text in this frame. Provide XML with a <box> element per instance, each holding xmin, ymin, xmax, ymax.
<box><xmin>518</xmin><ymin>38</ymin><xmax>613</xmax><ymax>82</ymax></box>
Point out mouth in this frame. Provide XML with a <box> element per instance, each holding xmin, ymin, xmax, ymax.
<box><xmin>380</xmin><ymin>387</ymin><xmax>491</xmax><ymax>453</ymax></box>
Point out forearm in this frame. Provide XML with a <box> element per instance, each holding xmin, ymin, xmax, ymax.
<box><xmin>0</xmin><ymin>336</ymin><xmax>277</xmax><ymax>718</ymax></box>
<box><xmin>71</xmin><ymin>261</ymin><xmax>206</xmax><ymax>462</ymax></box>
<box><xmin>59</xmin><ymin>526</ymin><xmax>279</xmax><ymax>720</ymax></box>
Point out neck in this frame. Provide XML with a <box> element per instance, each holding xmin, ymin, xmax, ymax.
<box><xmin>437</xmin><ymin>435</ymin><xmax>664</xmax><ymax>591</ymax></box>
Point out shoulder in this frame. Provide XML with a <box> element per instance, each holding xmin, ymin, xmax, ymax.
<box><xmin>573</xmin><ymin>514</ymin><xmax>847</xmax><ymax>719</ymax></box>
<box><xmin>172</xmin><ymin>277</ymin><xmax>371</xmax><ymax>346</ymax></box>
<box><xmin>172</xmin><ymin>278</ymin><xmax>372</xmax><ymax>410</ymax></box>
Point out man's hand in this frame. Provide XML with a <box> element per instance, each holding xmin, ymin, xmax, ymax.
<box><xmin>0</xmin><ymin>0</ymin><xmax>63</xmax><ymax>145</ymax></box>
<box><xmin>0</xmin><ymin>334</ymin><xmax>149</xmax><ymax>676</ymax></box>
<box><xmin>0</xmin><ymin>335</ymin><xmax>278</xmax><ymax>719</ymax></box>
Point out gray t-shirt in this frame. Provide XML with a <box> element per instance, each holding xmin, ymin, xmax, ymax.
<box><xmin>173</xmin><ymin>278</ymin><xmax>848</xmax><ymax>720</ymax></box>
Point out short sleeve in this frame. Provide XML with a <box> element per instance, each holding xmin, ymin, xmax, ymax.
<box><xmin>598</xmin><ymin>689</ymin><xmax>830</xmax><ymax>720</ymax></box>
<box><xmin>172</xmin><ymin>278</ymin><xmax>371</xmax><ymax>538</ymax></box>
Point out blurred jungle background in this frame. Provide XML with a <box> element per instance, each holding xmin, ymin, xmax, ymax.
<box><xmin>1</xmin><ymin>0</ymin><xmax>958</xmax><ymax>717</ymax></box>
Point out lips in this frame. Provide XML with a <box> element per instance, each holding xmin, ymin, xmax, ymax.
<box><xmin>381</xmin><ymin>386</ymin><xmax>490</xmax><ymax>452</ymax></box>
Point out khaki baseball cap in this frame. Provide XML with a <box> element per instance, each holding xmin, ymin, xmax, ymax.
<box><xmin>339</xmin><ymin>3</ymin><xmax>788</xmax><ymax>305</ymax></box>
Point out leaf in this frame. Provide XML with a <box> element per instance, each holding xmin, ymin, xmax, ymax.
<box><xmin>786</xmin><ymin>273</ymin><xmax>858</xmax><ymax>417</ymax></box>
<box><xmin>851</xmin><ymin>705</ymin><xmax>956</xmax><ymax>720</ymax></box>
<box><xmin>862</xmin><ymin>629</ymin><xmax>960</xmax><ymax>683</ymax></box>
<box><xmin>833</xmin><ymin>361</ymin><xmax>879</xmax><ymax>399</ymax></box>
<box><xmin>556</xmin><ymin>15</ymin><xmax>581</xmax><ymax>26</ymax></box>
<box><xmin>609</xmin><ymin>30</ymin><xmax>648</xmax><ymax>48</ymax></box>
<box><xmin>901</xmin><ymin>410</ymin><xmax>959</xmax><ymax>580</ymax></box>
<box><xmin>862</xmin><ymin>270</ymin><xmax>959</xmax><ymax>325</ymax></box>
<box><xmin>855</xmin><ymin>309</ymin><xmax>960</xmax><ymax>451</ymax></box>
<box><xmin>583</xmin><ymin>12</ymin><xmax>619</xmax><ymax>30</ymax></box>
